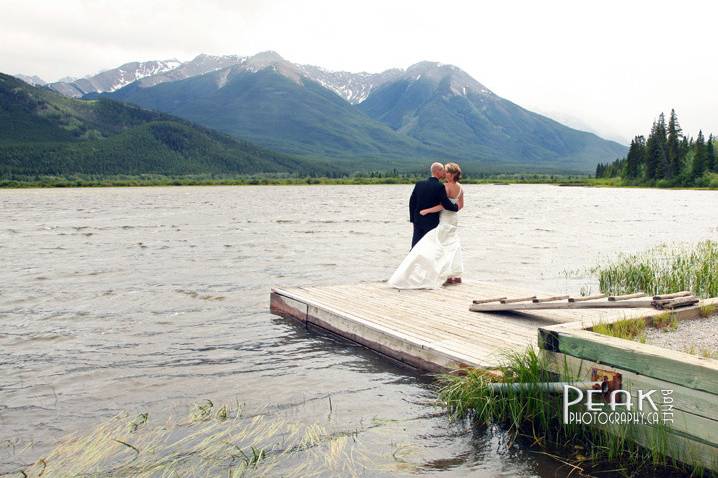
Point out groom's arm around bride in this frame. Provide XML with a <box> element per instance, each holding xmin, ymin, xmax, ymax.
<box><xmin>408</xmin><ymin>163</ymin><xmax>459</xmax><ymax>248</ymax></box>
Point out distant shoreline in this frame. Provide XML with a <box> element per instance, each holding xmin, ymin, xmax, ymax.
<box><xmin>1</xmin><ymin>176</ymin><xmax>717</xmax><ymax>190</ymax></box>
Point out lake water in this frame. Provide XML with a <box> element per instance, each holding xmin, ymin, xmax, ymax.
<box><xmin>1</xmin><ymin>184</ymin><xmax>717</xmax><ymax>476</ymax></box>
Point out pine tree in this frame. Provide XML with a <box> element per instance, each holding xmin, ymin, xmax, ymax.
<box><xmin>666</xmin><ymin>109</ymin><xmax>682</xmax><ymax>178</ymax></box>
<box><xmin>644</xmin><ymin>121</ymin><xmax>658</xmax><ymax>180</ymax></box>
<box><xmin>654</xmin><ymin>113</ymin><xmax>669</xmax><ymax>179</ymax></box>
<box><xmin>644</xmin><ymin>115</ymin><xmax>668</xmax><ymax>181</ymax></box>
<box><xmin>595</xmin><ymin>162</ymin><xmax>605</xmax><ymax>178</ymax></box>
<box><xmin>707</xmin><ymin>135</ymin><xmax>716</xmax><ymax>172</ymax></box>
<box><xmin>625</xmin><ymin>135</ymin><xmax>645</xmax><ymax>179</ymax></box>
<box><xmin>692</xmin><ymin>130</ymin><xmax>706</xmax><ymax>180</ymax></box>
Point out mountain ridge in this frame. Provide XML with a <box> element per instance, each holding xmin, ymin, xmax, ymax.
<box><xmin>358</xmin><ymin>63</ymin><xmax>627</xmax><ymax>170</ymax></box>
<box><xmin>22</xmin><ymin>51</ymin><xmax>627</xmax><ymax>173</ymax></box>
<box><xmin>0</xmin><ymin>73</ymin><xmax>334</xmax><ymax>177</ymax></box>
<box><xmin>47</xmin><ymin>59</ymin><xmax>182</xmax><ymax>97</ymax></box>
<box><xmin>102</xmin><ymin>63</ymin><xmax>454</xmax><ymax>169</ymax></box>
<box><xmin>93</xmin><ymin>51</ymin><xmax>624</xmax><ymax>172</ymax></box>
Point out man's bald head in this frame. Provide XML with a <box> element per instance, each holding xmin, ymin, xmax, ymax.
<box><xmin>430</xmin><ymin>162</ymin><xmax>445</xmax><ymax>178</ymax></box>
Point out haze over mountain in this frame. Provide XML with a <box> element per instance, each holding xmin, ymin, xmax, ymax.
<box><xmin>0</xmin><ymin>73</ymin><xmax>331</xmax><ymax>178</ymax></box>
<box><xmin>14</xmin><ymin>74</ymin><xmax>46</xmax><ymax>86</ymax></box>
<box><xmin>89</xmin><ymin>51</ymin><xmax>625</xmax><ymax>173</ymax></box>
<box><xmin>358</xmin><ymin>61</ymin><xmax>627</xmax><ymax>171</ymax></box>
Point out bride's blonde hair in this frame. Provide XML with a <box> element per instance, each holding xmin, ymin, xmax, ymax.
<box><xmin>445</xmin><ymin>162</ymin><xmax>462</xmax><ymax>181</ymax></box>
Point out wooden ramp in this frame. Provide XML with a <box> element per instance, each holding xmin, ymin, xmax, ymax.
<box><xmin>270</xmin><ymin>281</ymin><xmax>665</xmax><ymax>372</ymax></box>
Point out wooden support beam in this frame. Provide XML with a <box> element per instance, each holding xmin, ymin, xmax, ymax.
<box><xmin>532</xmin><ymin>295</ymin><xmax>569</xmax><ymax>303</ymax></box>
<box><xmin>653</xmin><ymin>295</ymin><xmax>695</xmax><ymax>306</ymax></box>
<box><xmin>472</xmin><ymin>297</ymin><xmax>507</xmax><ymax>304</ymax></box>
<box><xmin>500</xmin><ymin>296</ymin><xmax>536</xmax><ymax>304</ymax></box>
<box><xmin>470</xmin><ymin>299</ymin><xmax>656</xmax><ymax>312</ymax></box>
<box><xmin>568</xmin><ymin>293</ymin><xmax>607</xmax><ymax>302</ymax></box>
<box><xmin>608</xmin><ymin>292</ymin><xmax>647</xmax><ymax>301</ymax></box>
<box><xmin>653</xmin><ymin>291</ymin><xmax>693</xmax><ymax>300</ymax></box>
<box><xmin>661</xmin><ymin>296</ymin><xmax>700</xmax><ymax>309</ymax></box>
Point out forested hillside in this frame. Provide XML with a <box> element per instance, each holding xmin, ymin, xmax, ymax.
<box><xmin>0</xmin><ymin>73</ymin><xmax>336</xmax><ymax>178</ymax></box>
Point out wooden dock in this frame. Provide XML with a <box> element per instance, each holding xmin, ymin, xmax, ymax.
<box><xmin>271</xmin><ymin>280</ymin><xmax>718</xmax><ymax>471</ymax></box>
<box><xmin>270</xmin><ymin>280</ymin><xmax>669</xmax><ymax>371</ymax></box>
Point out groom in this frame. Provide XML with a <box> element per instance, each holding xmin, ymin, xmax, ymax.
<box><xmin>408</xmin><ymin>162</ymin><xmax>460</xmax><ymax>248</ymax></box>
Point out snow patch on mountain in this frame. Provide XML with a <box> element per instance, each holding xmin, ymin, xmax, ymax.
<box><xmin>43</xmin><ymin>52</ymin><xmax>492</xmax><ymax>105</ymax></box>
<box><xmin>106</xmin><ymin>60</ymin><xmax>181</xmax><ymax>92</ymax></box>
<box><xmin>14</xmin><ymin>74</ymin><xmax>46</xmax><ymax>86</ymax></box>
<box><xmin>297</xmin><ymin>65</ymin><xmax>402</xmax><ymax>104</ymax></box>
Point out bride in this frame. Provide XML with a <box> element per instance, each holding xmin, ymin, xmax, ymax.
<box><xmin>389</xmin><ymin>162</ymin><xmax>464</xmax><ymax>289</ymax></box>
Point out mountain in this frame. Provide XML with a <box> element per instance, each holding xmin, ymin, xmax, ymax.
<box><xmin>47</xmin><ymin>59</ymin><xmax>182</xmax><ymax>97</ymax></box>
<box><xmin>130</xmin><ymin>54</ymin><xmax>247</xmax><ymax>88</ymax></box>
<box><xmin>358</xmin><ymin>62</ymin><xmax>627</xmax><ymax>171</ymax></box>
<box><xmin>0</xmin><ymin>73</ymin><xmax>332</xmax><ymax>177</ymax></box>
<box><xmin>14</xmin><ymin>74</ymin><xmax>46</xmax><ymax>86</ymax></box>
<box><xmin>47</xmin><ymin>55</ymin><xmax>249</xmax><ymax>98</ymax></box>
<box><xmin>70</xmin><ymin>51</ymin><xmax>626</xmax><ymax>172</ymax></box>
<box><xmin>102</xmin><ymin>52</ymin><xmax>449</xmax><ymax>168</ymax></box>
<box><xmin>296</xmin><ymin>64</ymin><xmax>402</xmax><ymax>104</ymax></box>
<box><xmin>61</xmin><ymin>53</ymin><xmax>402</xmax><ymax>105</ymax></box>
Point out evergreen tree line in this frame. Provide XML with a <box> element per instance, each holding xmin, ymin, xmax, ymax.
<box><xmin>596</xmin><ymin>109</ymin><xmax>717</xmax><ymax>186</ymax></box>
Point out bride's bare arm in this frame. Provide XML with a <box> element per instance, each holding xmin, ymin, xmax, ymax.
<box><xmin>419</xmin><ymin>204</ymin><xmax>443</xmax><ymax>216</ymax></box>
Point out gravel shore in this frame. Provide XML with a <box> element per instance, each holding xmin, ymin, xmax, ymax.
<box><xmin>645</xmin><ymin>315</ymin><xmax>718</xmax><ymax>358</ymax></box>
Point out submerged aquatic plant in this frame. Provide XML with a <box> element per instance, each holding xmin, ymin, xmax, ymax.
<box><xmin>15</xmin><ymin>401</ymin><xmax>376</xmax><ymax>478</ymax></box>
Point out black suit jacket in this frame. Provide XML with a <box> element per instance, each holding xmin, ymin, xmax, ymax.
<box><xmin>409</xmin><ymin>177</ymin><xmax>459</xmax><ymax>231</ymax></box>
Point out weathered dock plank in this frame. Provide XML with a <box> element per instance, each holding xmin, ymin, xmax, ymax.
<box><xmin>270</xmin><ymin>281</ymin><xmax>671</xmax><ymax>371</ymax></box>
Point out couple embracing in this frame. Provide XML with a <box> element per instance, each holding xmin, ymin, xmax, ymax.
<box><xmin>389</xmin><ymin>162</ymin><xmax>464</xmax><ymax>290</ymax></box>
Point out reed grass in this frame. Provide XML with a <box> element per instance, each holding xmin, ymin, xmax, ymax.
<box><xmin>594</xmin><ymin>241</ymin><xmax>718</xmax><ymax>298</ymax></box>
<box><xmin>438</xmin><ymin>347</ymin><xmax>703</xmax><ymax>476</ymax></box>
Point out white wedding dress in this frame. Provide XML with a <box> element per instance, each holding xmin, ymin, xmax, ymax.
<box><xmin>388</xmin><ymin>190</ymin><xmax>463</xmax><ymax>289</ymax></box>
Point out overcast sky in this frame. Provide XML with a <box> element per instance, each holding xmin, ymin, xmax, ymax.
<box><xmin>2</xmin><ymin>0</ymin><xmax>717</xmax><ymax>144</ymax></box>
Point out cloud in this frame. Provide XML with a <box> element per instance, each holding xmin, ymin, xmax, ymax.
<box><xmin>1</xmin><ymin>0</ymin><xmax>716</xmax><ymax>141</ymax></box>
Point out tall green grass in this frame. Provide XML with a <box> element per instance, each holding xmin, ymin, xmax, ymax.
<box><xmin>594</xmin><ymin>241</ymin><xmax>718</xmax><ymax>298</ymax></box>
<box><xmin>438</xmin><ymin>348</ymin><xmax>698</xmax><ymax>476</ymax></box>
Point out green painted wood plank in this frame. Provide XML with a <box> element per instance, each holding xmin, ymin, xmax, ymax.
<box><xmin>625</xmin><ymin>422</ymin><xmax>718</xmax><ymax>472</ymax></box>
<box><xmin>548</xmin><ymin>329</ymin><xmax>718</xmax><ymax>395</ymax></box>
<box><xmin>544</xmin><ymin>351</ymin><xmax>718</xmax><ymax>448</ymax></box>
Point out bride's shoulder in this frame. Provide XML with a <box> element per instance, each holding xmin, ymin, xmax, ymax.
<box><xmin>448</xmin><ymin>182</ymin><xmax>462</xmax><ymax>193</ymax></box>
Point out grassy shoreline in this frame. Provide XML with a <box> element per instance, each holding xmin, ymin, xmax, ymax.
<box><xmin>0</xmin><ymin>175</ymin><xmax>594</xmax><ymax>188</ymax></box>
<box><xmin>3</xmin><ymin>174</ymin><xmax>718</xmax><ymax>190</ymax></box>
